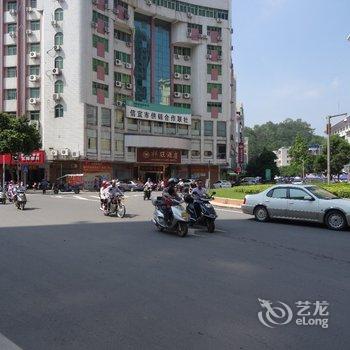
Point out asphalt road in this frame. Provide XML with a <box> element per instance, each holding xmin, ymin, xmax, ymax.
<box><xmin>0</xmin><ymin>191</ymin><xmax>349</xmax><ymax>350</ymax></box>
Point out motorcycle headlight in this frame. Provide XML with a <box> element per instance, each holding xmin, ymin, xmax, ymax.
<box><xmin>205</xmin><ymin>203</ymin><xmax>212</xmax><ymax>208</ymax></box>
<box><xmin>181</xmin><ymin>212</ymin><xmax>189</xmax><ymax>219</ymax></box>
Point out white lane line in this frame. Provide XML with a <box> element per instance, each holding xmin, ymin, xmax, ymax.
<box><xmin>73</xmin><ymin>195</ymin><xmax>89</xmax><ymax>201</ymax></box>
<box><xmin>216</xmin><ymin>208</ymin><xmax>242</xmax><ymax>214</ymax></box>
<box><xmin>0</xmin><ymin>333</ymin><xmax>23</xmax><ymax>350</ymax></box>
<box><xmin>90</xmin><ymin>195</ymin><xmax>100</xmax><ymax>199</ymax></box>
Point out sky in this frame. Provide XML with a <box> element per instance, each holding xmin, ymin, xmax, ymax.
<box><xmin>232</xmin><ymin>0</ymin><xmax>350</xmax><ymax>135</ymax></box>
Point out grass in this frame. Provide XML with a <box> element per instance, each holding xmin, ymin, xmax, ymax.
<box><xmin>210</xmin><ymin>183</ymin><xmax>350</xmax><ymax>199</ymax></box>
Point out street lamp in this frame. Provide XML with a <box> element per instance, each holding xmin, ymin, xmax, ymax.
<box><xmin>326</xmin><ymin>113</ymin><xmax>348</xmax><ymax>184</ymax></box>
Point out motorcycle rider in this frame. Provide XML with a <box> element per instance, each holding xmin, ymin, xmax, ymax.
<box><xmin>106</xmin><ymin>179</ymin><xmax>123</xmax><ymax>209</ymax></box>
<box><xmin>191</xmin><ymin>180</ymin><xmax>208</xmax><ymax>218</ymax></box>
<box><xmin>144</xmin><ymin>177</ymin><xmax>153</xmax><ymax>189</ymax></box>
<box><xmin>162</xmin><ymin>179</ymin><xmax>182</xmax><ymax>224</ymax></box>
<box><xmin>99</xmin><ymin>180</ymin><xmax>109</xmax><ymax>210</ymax></box>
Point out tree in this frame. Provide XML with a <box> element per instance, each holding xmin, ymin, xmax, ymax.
<box><xmin>246</xmin><ymin>148</ymin><xmax>279</xmax><ymax>181</ymax></box>
<box><xmin>288</xmin><ymin>134</ymin><xmax>311</xmax><ymax>176</ymax></box>
<box><xmin>0</xmin><ymin>113</ymin><xmax>41</xmax><ymax>155</ymax></box>
<box><xmin>279</xmin><ymin>164</ymin><xmax>301</xmax><ymax>177</ymax></box>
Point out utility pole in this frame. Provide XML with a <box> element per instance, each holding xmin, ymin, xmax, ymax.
<box><xmin>326</xmin><ymin>113</ymin><xmax>348</xmax><ymax>185</ymax></box>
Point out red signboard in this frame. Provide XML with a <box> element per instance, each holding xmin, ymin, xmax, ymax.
<box><xmin>238</xmin><ymin>142</ymin><xmax>245</xmax><ymax>164</ymax></box>
<box><xmin>1</xmin><ymin>150</ymin><xmax>45</xmax><ymax>165</ymax></box>
<box><xmin>137</xmin><ymin>148</ymin><xmax>181</xmax><ymax>164</ymax></box>
<box><xmin>83</xmin><ymin>162</ymin><xmax>112</xmax><ymax>173</ymax></box>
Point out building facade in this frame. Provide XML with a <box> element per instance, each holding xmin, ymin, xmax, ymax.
<box><xmin>274</xmin><ymin>147</ymin><xmax>291</xmax><ymax>168</ymax></box>
<box><xmin>331</xmin><ymin>117</ymin><xmax>350</xmax><ymax>143</ymax></box>
<box><xmin>0</xmin><ymin>0</ymin><xmax>236</xmax><ymax>187</ymax></box>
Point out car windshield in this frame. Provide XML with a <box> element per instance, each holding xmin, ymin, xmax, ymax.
<box><xmin>306</xmin><ymin>186</ymin><xmax>338</xmax><ymax>200</ymax></box>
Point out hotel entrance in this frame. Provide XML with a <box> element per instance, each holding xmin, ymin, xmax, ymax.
<box><xmin>138</xmin><ymin>165</ymin><xmax>165</xmax><ymax>182</ymax></box>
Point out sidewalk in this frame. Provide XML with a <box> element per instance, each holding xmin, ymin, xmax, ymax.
<box><xmin>211</xmin><ymin>197</ymin><xmax>243</xmax><ymax>209</ymax></box>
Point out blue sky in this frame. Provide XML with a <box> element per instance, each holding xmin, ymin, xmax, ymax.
<box><xmin>232</xmin><ymin>0</ymin><xmax>350</xmax><ymax>134</ymax></box>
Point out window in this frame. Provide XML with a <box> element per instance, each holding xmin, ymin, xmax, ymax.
<box><xmin>174</xmin><ymin>103</ymin><xmax>191</xmax><ymax>110</ymax></box>
<box><xmin>115</xmin><ymin>134</ymin><xmax>124</xmax><ymax>155</ymax></box>
<box><xmin>217</xmin><ymin>121</ymin><xmax>226</xmax><ymax>137</ymax></box>
<box><xmin>101</xmin><ymin>108</ymin><xmax>111</xmax><ymax>127</ymax></box>
<box><xmin>207</xmin><ymin>45</ymin><xmax>222</xmax><ymax>56</ymax></box>
<box><xmin>289</xmin><ymin>188</ymin><xmax>309</xmax><ymax>200</ymax></box>
<box><xmin>54</xmin><ymin>80</ymin><xmax>64</xmax><ymax>93</ymax></box>
<box><xmin>6</xmin><ymin>45</ymin><xmax>17</xmax><ymax>55</ymax></box>
<box><xmin>153</xmin><ymin>121</ymin><xmax>163</xmax><ymax>134</ymax></box>
<box><xmin>92</xmin><ymin>82</ymin><xmax>109</xmax><ymax>97</ymax></box>
<box><xmin>204</xmin><ymin>121</ymin><xmax>213</xmax><ymax>136</ymax></box>
<box><xmin>29</xmin><ymin>111</ymin><xmax>39</xmax><ymax>121</ymax></box>
<box><xmin>5</xmin><ymin>67</ymin><xmax>17</xmax><ymax>78</ymax></box>
<box><xmin>54</xmin><ymin>32</ymin><xmax>63</xmax><ymax>46</ymax></box>
<box><xmin>54</xmin><ymin>8</ymin><xmax>63</xmax><ymax>21</ymax></box>
<box><xmin>92</xmin><ymin>58</ymin><xmax>109</xmax><ymax>74</ymax></box>
<box><xmin>191</xmin><ymin>119</ymin><xmax>201</xmax><ymax>136</ymax></box>
<box><xmin>166</xmin><ymin>123</ymin><xmax>176</xmax><ymax>135</ymax></box>
<box><xmin>30</xmin><ymin>0</ymin><xmax>37</xmax><ymax>8</ymax></box>
<box><xmin>207</xmin><ymin>83</ymin><xmax>222</xmax><ymax>94</ymax></box>
<box><xmin>178</xmin><ymin>124</ymin><xmax>188</xmax><ymax>136</ymax></box>
<box><xmin>7</xmin><ymin>23</ymin><xmax>17</xmax><ymax>33</ymax></box>
<box><xmin>115</xmin><ymin>109</ymin><xmax>124</xmax><ymax>129</ymax></box>
<box><xmin>217</xmin><ymin>144</ymin><xmax>226</xmax><ymax>159</ymax></box>
<box><xmin>5</xmin><ymin>89</ymin><xmax>17</xmax><ymax>100</ymax></box>
<box><xmin>267</xmin><ymin>188</ymin><xmax>287</xmax><ymax>199</ymax></box>
<box><xmin>29</xmin><ymin>43</ymin><xmax>40</xmax><ymax>53</ymax></box>
<box><xmin>101</xmin><ymin>131</ymin><xmax>111</xmax><ymax>153</ymax></box>
<box><xmin>29</xmin><ymin>88</ymin><xmax>40</xmax><ymax>98</ymax></box>
<box><xmin>140</xmin><ymin>120</ymin><xmax>151</xmax><ymax>133</ymax></box>
<box><xmin>87</xmin><ymin>129</ymin><xmax>97</xmax><ymax>152</ymax></box>
<box><xmin>7</xmin><ymin>1</ymin><xmax>17</xmax><ymax>11</ymax></box>
<box><xmin>207</xmin><ymin>102</ymin><xmax>222</xmax><ymax>113</ymax></box>
<box><xmin>86</xmin><ymin>104</ymin><xmax>97</xmax><ymax>125</ymax></box>
<box><xmin>114</xmin><ymin>29</ymin><xmax>131</xmax><ymax>43</ymax></box>
<box><xmin>30</xmin><ymin>20</ymin><xmax>40</xmax><ymax>31</ymax></box>
<box><xmin>174</xmin><ymin>84</ymin><xmax>191</xmax><ymax>94</ymax></box>
<box><xmin>29</xmin><ymin>65</ymin><xmax>40</xmax><ymax>76</ymax></box>
<box><xmin>174</xmin><ymin>65</ymin><xmax>191</xmax><ymax>75</ymax></box>
<box><xmin>187</xmin><ymin>23</ymin><xmax>202</xmax><ymax>34</ymax></box>
<box><xmin>92</xmin><ymin>34</ymin><xmax>109</xmax><ymax>52</ymax></box>
<box><xmin>115</xmin><ymin>50</ymin><xmax>131</xmax><ymax>63</ymax></box>
<box><xmin>127</xmin><ymin>118</ymin><xmax>138</xmax><ymax>131</ymax></box>
<box><xmin>207</xmin><ymin>64</ymin><xmax>222</xmax><ymax>75</ymax></box>
<box><xmin>174</xmin><ymin>46</ymin><xmax>191</xmax><ymax>56</ymax></box>
<box><xmin>54</xmin><ymin>104</ymin><xmax>64</xmax><ymax>118</ymax></box>
<box><xmin>114</xmin><ymin>72</ymin><xmax>131</xmax><ymax>84</ymax></box>
<box><xmin>54</xmin><ymin>56</ymin><xmax>63</xmax><ymax>69</ymax></box>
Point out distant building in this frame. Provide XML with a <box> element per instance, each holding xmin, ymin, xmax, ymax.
<box><xmin>274</xmin><ymin>147</ymin><xmax>291</xmax><ymax>167</ymax></box>
<box><xmin>331</xmin><ymin>118</ymin><xmax>350</xmax><ymax>142</ymax></box>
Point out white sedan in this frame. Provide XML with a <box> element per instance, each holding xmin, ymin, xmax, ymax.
<box><xmin>213</xmin><ymin>180</ymin><xmax>232</xmax><ymax>189</ymax></box>
<box><xmin>241</xmin><ymin>184</ymin><xmax>350</xmax><ymax>231</ymax></box>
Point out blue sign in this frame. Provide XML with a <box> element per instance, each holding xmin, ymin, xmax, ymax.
<box><xmin>22</xmin><ymin>165</ymin><xmax>29</xmax><ymax>174</ymax></box>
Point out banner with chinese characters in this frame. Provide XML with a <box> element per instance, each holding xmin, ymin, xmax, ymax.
<box><xmin>126</xmin><ymin>101</ymin><xmax>191</xmax><ymax>126</ymax></box>
<box><xmin>1</xmin><ymin>150</ymin><xmax>45</xmax><ymax>165</ymax></box>
<box><xmin>137</xmin><ymin>148</ymin><xmax>181</xmax><ymax>164</ymax></box>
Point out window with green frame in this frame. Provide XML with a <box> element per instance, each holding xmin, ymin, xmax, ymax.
<box><xmin>207</xmin><ymin>83</ymin><xmax>222</xmax><ymax>94</ymax></box>
<box><xmin>174</xmin><ymin>84</ymin><xmax>191</xmax><ymax>93</ymax></box>
<box><xmin>92</xmin><ymin>34</ymin><xmax>109</xmax><ymax>52</ymax></box>
<box><xmin>174</xmin><ymin>46</ymin><xmax>191</xmax><ymax>56</ymax></box>
<box><xmin>114</xmin><ymin>29</ymin><xmax>131</xmax><ymax>43</ymax></box>
<box><xmin>114</xmin><ymin>72</ymin><xmax>131</xmax><ymax>83</ymax></box>
<box><xmin>115</xmin><ymin>93</ymin><xmax>128</xmax><ymax>102</ymax></box>
<box><xmin>29</xmin><ymin>65</ymin><xmax>40</xmax><ymax>75</ymax></box>
<box><xmin>92</xmin><ymin>58</ymin><xmax>109</xmax><ymax>74</ymax></box>
<box><xmin>114</xmin><ymin>50</ymin><xmax>131</xmax><ymax>63</ymax></box>
<box><xmin>6</xmin><ymin>67</ymin><xmax>16</xmax><ymax>78</ymax></box>
<box><xmin>174</xmin><ymin>103</ymin><xmax>191</xmax><ymax>110</ymax></box>
<box><xmin>207</xmin><ymin>26</ymin><xmax>221</xmax><ymax>35</ymax></box>
<box><xmin>187</xmin><ymin>23</ymin><xmax>202</xmax><ymax>34</ymax></box>
<box><xmin>92</xmin><ymin>82</ymin><xmax>109</xmax><ymax>97</ymax></box>
<box><xmin>6</xmin><ymin>45</ymin><xmax>17</xmax><ymax>55</ymax></box>
<box><xmin>29</xmin><ymin>42</ymin><xmax>40</xmax><ymax>53</ymax></box>
<box><xmin>207</xmin><ymin>45</ymin><xmax>222</xmax><ymax>55</ymax></box>
<box><xmin>207</xmin><ymin>64</ymin><xmax>222</xmax><ymax>75</ymax></box>
<box><xmin>174</xmin><ymin>65</ymin><xmax>191</xmax><ymax>74</ymax></box>
<box><xmin>92</xmin><ymin>11</ymin><xmax>109</xmax><ymax>26</ymax></box>
<box><xmin>207</xmin><ymin>102</ymin><xmax>222</xmax><ymax>112</ymax></box>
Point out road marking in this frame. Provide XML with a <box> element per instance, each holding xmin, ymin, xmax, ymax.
<box><xmin>73</xmin><ymin>195</ymin><xmax>89</xmax><ymax>201</ymax></box>
<box><xmin>90</xmin><ymin>195</ymin><xmax>100</xmax><ymax>199</ymax></box>
<box><xmin>0</xmin><ymin>333</ymin><xmax>22</xmax><ymax>350</ymax></box>
<box><xmin>216</xmin><ymin>208</ymin><xmax>242</xmax><ymax>214</ymax></box>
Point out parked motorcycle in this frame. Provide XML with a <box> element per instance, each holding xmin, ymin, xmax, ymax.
<box><xmin>0</xmin><ymin>187</ymin><xmax>6</xmax><ymax>204</ymax></box>
<box><xmin>14</xmin><ymin>189</ymin><xmax>27</xmax><ymax>210</ymax></box>
<box><xmin>185</xmin><ymin>193</ymin><xmax>217</xmax><ymax>233</ymax></box>
<box><xmin>143</xmin><ymin>186</ymin><xmax>152</xmax><ymax>200</ymax></box>
<box><xmin>152</xmin><ymin>196</ymin><xmax>189</xmax><ymax>237</ymax></box>
<box><xmin>103</xmin><ymin>194</ymin><xmax>126</xmax><ymax>218</ymax></box>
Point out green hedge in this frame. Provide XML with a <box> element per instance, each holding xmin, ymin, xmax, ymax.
<box><xmin>212</xmin><ymin>183</ymin><xmax>350</xmax><ymax>199</ymax></box>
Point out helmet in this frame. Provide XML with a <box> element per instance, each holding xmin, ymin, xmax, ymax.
<box><xmin>111</xmin><ymin>179</ymin><xmax>117</xmax><ymax>187</ymax></box>
<box><xmin>102</xmin><ymin>180</ymin><xmax>108</xmax><ymax>188</ymax></box>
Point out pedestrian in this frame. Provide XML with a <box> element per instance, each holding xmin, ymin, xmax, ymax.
<box><xmin>40</xmin><ymin>178</ymin><xmax>49</xmax><ymax>195</ymax></box>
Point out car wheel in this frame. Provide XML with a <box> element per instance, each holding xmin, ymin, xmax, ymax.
<box><xmin>254</xmin><ymin>206</ymin><xmax>269</xmax><ymax>222</ymax></box>
<box><xmin>325</xmin><ymin>210</ymin><xmax>346</xmax><ymax>231</ymax></box>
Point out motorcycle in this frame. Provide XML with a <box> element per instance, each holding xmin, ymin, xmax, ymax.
<box><xmin>14</xmin><ymin>189</ymin><xmax>27</xmax><ymax>210</ymax></box>
<box><xmin>0</xmin><ymin>187</ymin><xmax>6</xmax><ymax>204</ymax></box>
<box><xmin>185</xmin><ymin>193</ymin><xmax>217</xmax><ymax>233</ymax></box>
<box><xmin>143</xmin><ymin>186</ymin><xmax>152</xmax><ymax>200</ymax></box>
<box><xmin>152</xmin><ymin>196</ymin><xmax>189</xmax><ymax>237</ymax></box>
<box><xmin>103</xmin><ymin>194</ymin><xmax>126</xmax><ymax>218</ymax></box>
<box><xmin>7</xmin><ymin>189</ymin><xmax>15</xmax><ymax>203</ymax></box>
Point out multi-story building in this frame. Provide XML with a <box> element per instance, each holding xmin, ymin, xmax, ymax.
<box><xmin>331</xmin><ymin>117</ymin><xmax>350</xmax><ymax>143</ymax></box>
<box><xmin>0</xmin><ymin>0</ymin><xmax>236</xmax><ymax>187</ymax></box>
<box><xmin>274</xmin><ymin>147</ymin><xmax>291</xmax><ymax>168</ymax></box>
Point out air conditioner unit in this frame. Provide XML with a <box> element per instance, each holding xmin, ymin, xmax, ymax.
<box><xmin>125</xmin><ymin>63</ymin><xmax>132</xmax><ymax>69</ymax></box>
<box><xmin>60</xmin><ymin>149</ymin><xmax>69</xmax><ymax>156</ymax></box>
<box><xmin>91</xmin><ymin>21</ymin><xmax>97</xmax><ymax>28</ymax></box>
<box><xmin>116</xmin><ymin>101</ymin><xmax>123</xmax><ymax>107</ymax></box>
<box><xmin>115</xmin><ymin>59</ymin><xmax>122</xmax><ymax>66</ymax></box>
<box><xmin>29</xmin><ymin>74</ymin><xmax>39</xmax><ymax>82</ymax></box>
<box><xmin>51</xmin><ymin>20</ymin><xmax>58</xmax><ymax>27</ymax></box>
<box><xmin>174</xmin><ymin>54</ymin><xmax>180</xmax><ymax>59</ymax></box>
<box><xmin>184</xmin><ymin>74</ymin><xmax>191</xmax><ymax>80</ymax></box>
<box><xmin>29</xmin><ymin>51</ymin><xmax>39</xmax><ymax>58</ymax></box>
<box><xmin>26</xmin><ymin>7</ymin><xmax>33</xmax><ymax>12</ymax></box>
<box><xmin>53</xmin><ymin>93</ymin><xmax>61</xmax><ymax>101</ymax></box>
<box><xmin>174</xmin><ymin>72</ymin><xmax>181</xmax><ymax>79</ymax></box>
<box><xmin>115</xmin><ymin>81</ymin><xmax>122</xmax><ymax>87</ymax></box>
<box><xmin>183</xmin><ymin>55</ymin><xmax>190</xmax><ymax>61</ymax></box>
<box><xmin>26</xmin><ymin>29</ymin><xmax>33</xmax><ymax>36</ymax></box>
<box><xmin>71</xmin><ymin>151</ymin><xmax>80</xmax><ymax>158</ymax></box>
<box><xmin>206</xmin><ymin>54</ymin><xmax>212</xmax><ymax>59</ymax></box>
<box><xmin>174</xmin><ymin>92</ymin><xmax>182</xmax><ymax>98</ymax></box>
<box><xmin>53</xmin><ymin>45</ymin><xmax>61</xmax><ymax>51</ymax></box>
<box><xmin>218</xmin><ymin>55</ymin><xmax>222</xmax><ymax>61</ymax></box>
<box><xmin>187</xmin><ymin>12</ymin><xmax>192</xmax><ymax>18</ymax></box>
<box><xmin>126</xmin><ymin>83</ymin><xmax>133</xmax><ymax>90</ymax></box>
<box><xmin>146</xmin><ymin>0</ymin><xmax>152</xmax><ymax>6</ymax></box>
<box><xmin>105</xmin><ymin>27</ymin><xmax>109</xmax><ymax>34</ymax></box>
<box><xmin>9</xmin><ymin>31</ymin><xmax>17</xmax><ymax>38</ymax></box>
<box><xmin>9</xmin><ymin>9</ymin><xmax>17</xmax><ymax>16</ymax></box>
<box><xmin>52</xmin><ymin>68</ymin><xmax>61</xmax><ymax>75</ymax></box>
<box><xmin>201</xmin><ymin>34</ymin><xmax>208</xmax><ymax>40</ymax></box>
<box><xmin>183</xmin><ymin>93</ymin><xmax>191</xmax><ymax>99</ymax></box>
<box><xmin>50</xmin><ymin>149</ymin><xmax>58</xmax><ymax>157</ymax></box>
<box><xmin>216</xmin><ymin>18</ymin><xmax>222</xmax><ymax>23</ymax></box>
<box><xmin>29</xmin><ymin>98</ymin><xmax>39</xmax><ymax>105</ymax></box>
<box><xmin>217</xmin><ymin>35</ymin><xmax>222</xmax><ymax>41</ymax></box>
<box><xmin>29</xmin><ymin>120</ymin><xmax>39</xmax><ymax>130</ymax></box>
<box><xmin>126</xmin><ymin>41</ymin><xmax>132</xmax><ymax>47</ymax></box>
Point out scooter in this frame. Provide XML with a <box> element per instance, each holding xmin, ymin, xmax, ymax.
<box><xmin>0</xmin><ymin>187</ymin><xmax>6</xmax><ymax>204</ymax></box>
<box><xmin>14</xmin><ymin>189</ymin><xmax>27</xmax><ymax>210</ymax></box>
<box><xmin>185</xmin><ymin>193</ymin><xmax>217</xmax><ymax>233</ymax></box>
<box><xmin>103</xmin><ymin>194</ymin><xmax>126</xmax><ymax>218</ymax></box>
<box><xmin>143</xmin><ymin>186</ymin><xmax>152</xmax><ymax>200</ymax></box>
<box><xmin>152</xmin><ymin>196</ymin><xmax>189</xmax><ymax>237</ymax></box>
